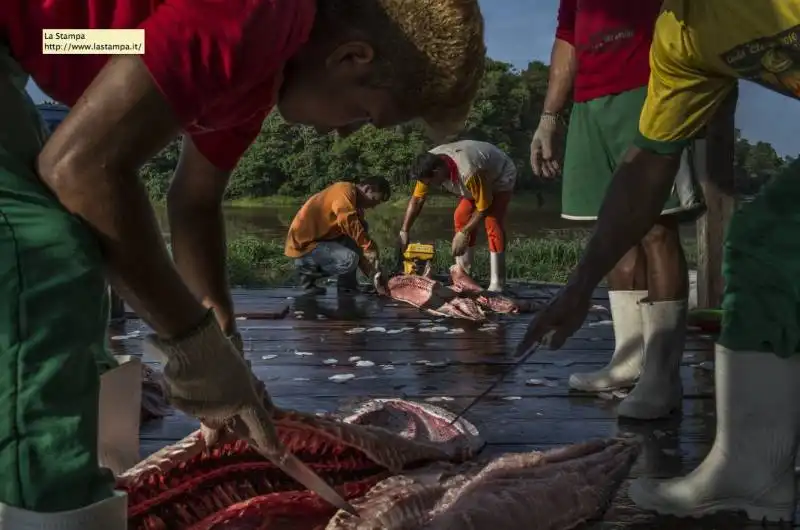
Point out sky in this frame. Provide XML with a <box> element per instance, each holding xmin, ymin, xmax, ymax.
<box><xmin>25</xmin><ymin>0</ymin><xmax>799</xmax><ymax>156</ymax></box>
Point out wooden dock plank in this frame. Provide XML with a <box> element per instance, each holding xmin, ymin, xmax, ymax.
<box><xmin>124</xmin><ymin>287</ymin><xmax>796</xmax><ymax>528</ymax></box>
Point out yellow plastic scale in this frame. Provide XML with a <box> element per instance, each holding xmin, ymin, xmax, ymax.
<box><xmin>402</xmin><ymin>242</ymin><xmax>435</xmax><ymax>275</ymax></box>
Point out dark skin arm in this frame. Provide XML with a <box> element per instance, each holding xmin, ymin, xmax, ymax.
<box><xmin>460</xmin><ymin>171</ymin><xmax>491</xmax><ymax>236</ymax></box>
<box><xmin>36</xmin><ymin>56</ymin><xmax>207</xmax><ymax>338</ymax></box>
<box><xmin>401</xmin><ymin>196</ymin><xmax>425</xmax><ymax>233</ymax></box>
<box><xmin>167</xmin><ymin>136</ymin><xmax>237</xmax><ymax>335</ymax></box>
<box><xmin>571</xmin><ymin>86</ymin><xmax>740</xmax><ymax>293</ymax></box>
<box><xmin>571</xmin><ymin>147</ymin><xmax>681</xmax><ymax>294</ymax></box>
<box><xmin>517</xmin><ymin>146</ymin><xmax>680</xmax><ymax>352</ymax></box>
<box><xmin>521</xmin><ymin>88</ymin><xmax>740</xmax><ymax>353</ymax></box>
<box><xmin>459</xmin><ymin>209</ymin><xmax>486</xmax><ymax>236</ymax></box>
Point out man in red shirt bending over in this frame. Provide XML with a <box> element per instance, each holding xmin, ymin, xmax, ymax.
<box><xmin>0</xmin><ymin>0</ymin><xmax>485</xmax><ymax>526</ymax></box>
<box><xmin>529</xmin><ymin>0</ymin><xmax>704</xmax><ymax>420</ymax></box>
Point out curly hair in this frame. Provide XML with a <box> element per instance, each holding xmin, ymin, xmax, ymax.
<box><xmin>314</xmin><ymin>0</ymin><xmax>485</xmax><ymax>139</ymax></box>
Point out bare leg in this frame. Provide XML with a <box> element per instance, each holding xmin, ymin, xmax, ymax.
<box><xmin>606</xmin><ymin>245</ymin><xmax>647</xmax><ymax>292</ymax></box>
<box><xmin>640</xmin><ymin>218</ymin><xmax>688</xmax><ymax>301</ymax></box>
<box><xmin>617</xmin><ymin>217</ymin><xmax>688</xmax><ymax>420</ymax></box>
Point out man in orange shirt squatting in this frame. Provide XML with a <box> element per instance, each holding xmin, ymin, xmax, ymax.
<box><xmin>398</xmin><ymin>140</ymin><xmax>517</xmax><ymax>292</ymax></box>
<box><xmin>0</xmin><ymin>0</ymin><xmax>485</xmax><ymax>526</ymax></box>
<box><xmin>285</xmin><ymin>177</ymin><xmax>391</xmax><ymax>295</ymax></box>
<box><xmin>521</xmin><ymin>0</ymin><xmax>800</xmax><ymax>523</ymax></box>
<box><xmin>531</xmin><ymin>0</ymin><xmax>705</xmax><ymax>420</ymax></box>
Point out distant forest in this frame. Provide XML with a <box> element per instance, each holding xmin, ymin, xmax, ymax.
<box><xmin>41</xmin><ymin>58</ymin><xmax>797</xmax><ymax>201</ymax></box>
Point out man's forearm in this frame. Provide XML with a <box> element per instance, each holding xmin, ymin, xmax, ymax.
<box><xmin>572</xmin><ymin>147</ymin><xmax>682</xmax><ymax>293</ymax></box>
<box><xmin>358</xmin><ymin>242</ymin><xmax>379</xmax><ymax>276</ymax></box>
<box><xmin>168</xmin><ymin>201</ymin><xmax>236</xmax><ymax>335</ymax></box>
<box><xmin>461</xmin><ymin>210</ymin><xmax>485</xmax><ymax>235</ymax></box>
<box><xmin>401</xmin><ymin>197</ymin><xmax>424</xmax><ymax>232</ymax></box>
<box><xmin>543</xmin><ymin>38</ymin><xmax>576</xmax><ymax>115</ymax></box>
<box><xmin>339</xmin><ymin>211</ymin><xmax>373</xmax><ymax>254</ymax></box>
<box><xmin>43</xmin><ymin>165</ymin><xmax>207</xmax><ymax>338</ymax></box>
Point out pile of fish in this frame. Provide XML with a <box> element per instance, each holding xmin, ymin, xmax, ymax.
<box><xmin>118</xmin><ymin>398</ymin><xmax>639</xmax><ymax>529</ymax></box>
<box><xmin>386</xmin><ymin>265</ymin><xmax>537</xmax><ymax>322</ymax></box>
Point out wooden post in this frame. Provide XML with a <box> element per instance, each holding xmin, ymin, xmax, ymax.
<box><xmin>695</xmin><ymin>84</ymin><xmax>738</xmax><ymax>309</ymax></box>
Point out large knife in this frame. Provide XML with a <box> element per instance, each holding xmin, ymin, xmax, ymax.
<box><xmin>226</xmin><ymin>419</ymin><xmax>359</xmax><ymax>517</ymax></box>
<box><xmin>449</xmin><ymin>330</ymin><xmax>555</xmax><ymax>425</ymax></box>
<box><xmin>253</xmin><ymin>446</ymin><xmax>359</xmax><ymax>517</ymax></box>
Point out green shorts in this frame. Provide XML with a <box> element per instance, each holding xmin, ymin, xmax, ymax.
<box><xmin>0</xmin><ymin>46</ymin><xmax>116</xmax><ymax>511</ymax></box>
<box><xmin>719</xmin><ymin>170</ymin><xmax>800</xmax><ymax>357</ymax></box>
<box><xmin>562</xmin><ymin>85</ymin><xmax>705</xmax><ymax>220</ymax></box>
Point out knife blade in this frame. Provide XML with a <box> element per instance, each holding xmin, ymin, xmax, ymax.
<box><xmin>449</xmin><ymin>330</ymin><xmax>555</xmax><ymax>425</ymax></box>
<box><xmin>255</xmin><ymin>446</ymin><xmax>359</xmax><ymax>517</ymax></box>
<box><xmin>224</xmin><ymin>423</ymin><xmax>359</xmax><ymax>517</ymax></box>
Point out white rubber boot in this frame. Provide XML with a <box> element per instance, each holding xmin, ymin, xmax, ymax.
<box><xmin>0</xmin><ymin>491</ymin><xmax>127</xmax><ymax>529</ymax></box>
<box><xmin>629</xmin><ymin>346</ymin><xmax>800</xmax><ymax>522</ymax></box>
<box><xmin>455</xmin><ymin>247</ymin><xmax>474</xmax><ymax>275</ymax></box>
<box><xmin>487</xmin><ymin>251</ymin><xmax>506</xmax><ymax>292</ymax></box>
<box><xmin>568</xmin><ymin>290</ymin><xmax>646</xmax><ymax>392</ymax></box>
<box><xmin>617</xmin><ymin>299</ymin><xmax>687</xmax><ymax>420</ymax></box>
<box><xmin>98</xmin><ymin>356</ymin><xmax>142</xmax><ymax>475</ymax></box>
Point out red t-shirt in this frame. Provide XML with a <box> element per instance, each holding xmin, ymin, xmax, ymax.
<box><xmin>555</xmin><ymin>0</ymin><xmax>662</xmax><ymax>102</ymax></box>
<box><xmin>0</xmin><ymin>0</ymin><xmax>316</xmax><ymax>170</ymax></box>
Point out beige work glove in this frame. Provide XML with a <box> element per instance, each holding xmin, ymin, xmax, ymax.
<box><xmin>146</xmin><ymin>311</ymin><xmax>279</xmax><ymax>453</ymax></box>
<box><xmin>197</xmin><ymin>329</ymin><xmax>271</xmax><ymax>447</ymax></box>
<box><xmin>373</xmin><ymin>270</ymin><xmax>389</xmax><ymax>296</ymax></box>
<box><xmin>363</xmin><ymin>249</ymin><xmax>389</xmax><ymax>295</ymax></box>
<box><xmin>226</xmin><ymin>330</ymin><xmax>268</xmax><ymax>402</ymax></box>
<box><xmin>451</xmin><ymin>231</ymin><xmax>469</xmax><ymax>257</ymax></box>
<box><xmin>530</xmin><ymin>112</ymin><xmax>563</xmax><ymax>179</ymax></box>
<box><xmin>363</xmin><ymin>249</ymin><xmax>380</xmax><ymax>274</ymax></box>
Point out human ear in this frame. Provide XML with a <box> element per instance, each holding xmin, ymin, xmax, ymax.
<box><xmin>325</xmin><ymin>41</ymin><xmax>375</xmax><ymax>69</ymax></box>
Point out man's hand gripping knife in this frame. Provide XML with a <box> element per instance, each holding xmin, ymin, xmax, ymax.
<box><xmin>148</xmin><ymin>312</ymin><xmax>359</xmax><ymax>516</ymax></box>
<box><xmin>146</xmin><ymin>310</ymin><xmax>280</xmax><ymax>453</ymax></box>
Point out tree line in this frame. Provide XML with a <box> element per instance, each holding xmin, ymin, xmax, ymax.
<box><xmin>44</xmin><ymin>58</ymin><xmax>784</xmax><ymax>201</ymax></box>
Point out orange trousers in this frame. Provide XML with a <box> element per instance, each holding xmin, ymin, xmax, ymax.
<box><xmin>453</xmin><ymin>191</ymin><xmax>512</xmax><ymax>253</ymax></box>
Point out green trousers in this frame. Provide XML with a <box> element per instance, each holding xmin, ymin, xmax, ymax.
<box><xmin>562</xmin><ymin>85</ymin><xmax>705</xmax><ymax>220</ymax></box>
<box><xmin>719</xmin><ymin>170</ymin><xmax>800</xmax><ymax>357</ymax></box>
<box><xmin>0</xmin><ymin>47</ymin><xmax>116</xmax><ymax>511</ymax></box>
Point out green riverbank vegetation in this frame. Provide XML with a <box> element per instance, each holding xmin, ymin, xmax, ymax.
<box><xmin>225</xmin><ymin>233</ymin><xmax>698</xmax><ymax>288</ymax></box>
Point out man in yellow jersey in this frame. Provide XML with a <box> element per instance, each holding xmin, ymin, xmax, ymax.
<box><xmin>519</xmin><ymin>0</ymin><xmax>800</xmax><ymax>523</ymax></box>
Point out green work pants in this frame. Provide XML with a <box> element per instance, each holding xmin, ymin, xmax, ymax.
<box><xmin>0</xmin><ymin>46</ymin><xmax>116</xmax><ymax>511</ymax></box>
<box><xmin>719</xmin><ymin>170</ymin><xmax>800</xmax><ymax>357</ymax></box>
<box><xmin>562</xmin><ymin>85</ymin><xmax>705</xmax><ymax>220</ymax></box>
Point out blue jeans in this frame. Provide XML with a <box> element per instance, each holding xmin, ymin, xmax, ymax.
<box><xmin>294</xmin><ymin>239</ymin><xmax>359</xmax><ymax>280</ymax></box>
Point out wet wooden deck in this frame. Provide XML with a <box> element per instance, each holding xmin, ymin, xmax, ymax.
<box><xmin>110</xmin><ymin>285</ymin><xmax>792</xmax><ymax>529</ymax></box>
